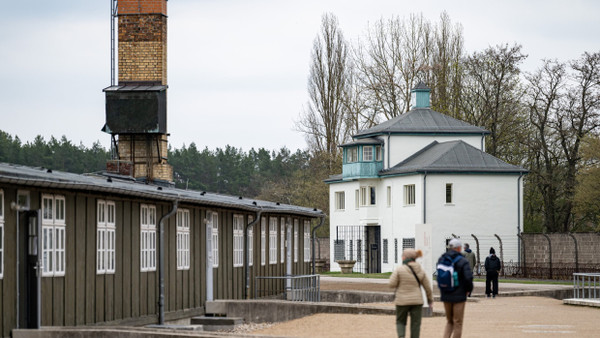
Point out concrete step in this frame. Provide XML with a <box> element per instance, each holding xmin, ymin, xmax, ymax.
<box><xmin>191</xmin><ymin>316</ymin><xmax>244</xmax><ymax>332</ymax></box>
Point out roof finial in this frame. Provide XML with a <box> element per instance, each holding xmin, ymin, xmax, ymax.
<box><xmin>411</xmin><ymin>82</ymin><xmax>430</xmax><ymax>109</ymax></box>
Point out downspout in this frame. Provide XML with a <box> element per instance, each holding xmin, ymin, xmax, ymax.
<box><xmin>387</xmin><ymin>133</ymin><xmax>391</xmax><ymax>169</ymax></box>
<box><xmin>244</xmin><ymin>208</ymin><xmax>262</xmax><ymax>299</ymax></box>
<box><xmin>11</xmin><ymin>201</ymin><xmax>29</xmax><ymax>329</ymax></box>
<box><xmin>423</xmin><ymin>172</ymin><xmax>427</xmax><ymax>224</ymax></box>
<box><xmin>517</xmin><ymin>173</ymin><xmax>523</xmax><ymax>264</ymax></box>
<box><xmin>158</xmin><ymin>200</ymin><xmax>178</xmax><ymax>325</ymax></box>
<box><xmin>311</xmin><ymin>215</ymin><xmax>326</xmax><ymax>275</ymax></box>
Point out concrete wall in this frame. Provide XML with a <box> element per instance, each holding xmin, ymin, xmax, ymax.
<box><xmin>521</xmin><ymin>233</ymin><xmax>600</xmax><ymax>266</ymax></box>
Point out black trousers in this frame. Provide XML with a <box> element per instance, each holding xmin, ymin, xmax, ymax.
<box><xmin>486</xmin><ymin>270</ymin><xmax>499</xmax><ymax>296</ymax></box>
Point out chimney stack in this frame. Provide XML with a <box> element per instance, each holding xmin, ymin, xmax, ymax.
<box><xmin>103</xmin><ymin>0</ymin><xmax>173</xmax><ymax>184</ymax></box>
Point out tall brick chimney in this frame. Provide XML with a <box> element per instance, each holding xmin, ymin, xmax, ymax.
<box><xmin>103</xmin><ymin>0</ymin><xmax>173</xmax><ymax>184</ymax></box>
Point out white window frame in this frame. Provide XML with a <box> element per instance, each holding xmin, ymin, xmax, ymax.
<box><xmin>260</xmin><ymin>217</ymin><xmax>266</xmax><ymax>266</ymax></box>
<box><xmin>355</xmin><ymin>189</ymin><xmax>359</xmax><ymax>209</ymax></box>
<box><xmin>97</xmin><ymin>200</ymin><xmax>116</xmax><ymax>274</ymax></box>
<box><xmin>0</xmin><ymin>189</ymin><xmax>4</xmax><ymax>279</ymax></box>
<box><xmin>386</xmin><ymin>186</ymin><xmax>392</xmax><ymax>207</ymax></box>
<box><xmin>269</xmin><ymin>217</ymin><xmax>277</xmax><ymax>264</ymax></box>
<box><xmin>280</xmin><ymin>217</ymin><xmax>285</xmax><ymax>263</ymax></box>
<box><xmin>360</xmin><ymin>186</ymin><xmax>376</xmax><ymax>206</ymax></box>
<box><xmin>294</xmin><ymin>219</ymin><xmax>299</xmax><ymax>262</ymax></box>
<box><xmin>211</xmin><ymin>211</ymin><xmax>219</xmax><ymax>268</ymax></box>
<box><xmin>42</xmin><ymin>194</ymin><xmax>66</xmax><ymax>277</ymax></box>
<box><xmin>177</xmin><ymin>209</ymin><xmax>190</xmax><ymax>270</ymax></box>
<box><xmin>363</xmin><ymin>146</ymin><xmax>373</xmax><ymax>161</ymax></box>
<box><xmin>140</xmin><ymin>204</ymin><xmax>157</xmax><ymax>272</ymax></box>
<box><xmin>347</xmin><ymin>147</ymin><xmax>358</xmax><ymax>163</ymax></box>
<box><xmin>446</xmin><ymin>183</ymin><xmax>453</xmax><ymax>204</ymax></box>
<box><xmin>375</xmin><ymin>145</ymin><xmax>382</xmax><ymax>161</ymax></box>
<box><xmin>303</xmin><ymin>220</ymin><xmax>311</xmax><ymax>262</ymax></box>
<box><xmin>335</xmin><ymin>191</ymin><xmax>345</xmax><ymax>211</ymax></box>
<box><xmin>404</xmin><ymin>184</ymin><xmax>416</xmax><ymax>206</ymax></box>
<box><xmin>248</xmin><ymin>215</ymin><xmax>254</xmax><ymax>266</ymax></box>
<box><xmin>233</xmin><ymin>214</ymin><xmax>244</xmax><ymax>268</ymax></box>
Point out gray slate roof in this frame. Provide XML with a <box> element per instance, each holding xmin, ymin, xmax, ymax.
<box><xmin>354</xmin><ymin>108</ymin><xmax>489</xmax><ymax>137</ymax></box>
<box><xmin>380</xmin><ymin>141</ymin><xmax>528</xmax><ymax>175</ymax></box>
<box><xmin>0</xmin><ymin>163</ymin><xmax>323</xmax><ymax>218</ymax></box>
<box><xmin>339</xmin><ymin>137</ymin><xmax>383</xmax><ymax>147</ymax></box>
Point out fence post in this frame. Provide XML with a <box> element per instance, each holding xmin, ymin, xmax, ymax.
<box><xmin>470</xmin><ymin>234</ymin><xmax>480</xmax><ymax>276</ymax></box>
<box><xmin>568</xmin><ymin>233</ymin><xmax>578</xmax><ymax>273</ymax></box>
<box><xmin>517</xmin><ymin>233</ymin><xmax>526</xmax><ymax>278</ymax></box>
<box><xmin>542</xmin><ymin>233</ymin><xmax>552</xmax><ymax>279</ymax></box>
<box><xmin>494</xmin><ymin>234</ymin><xmax>504</xmax><ymax>277</ymax></box>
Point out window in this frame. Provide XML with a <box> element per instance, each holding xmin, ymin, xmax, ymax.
<box><xmin>375</xmin><ymin>146</ymin><xmax>382</xmax><ymax>161</ymax></box>
<box><xmin>403</xmin><ymin>237</ymin><xmax>415</xmax><ymax>250</ymax></box>
<box><xmin>386</xmin><ymin>186</ymin><xmax>391</xmax><ymax>207</ymax></box>
<box><xmin>280</xmin><ymin>217</ymin><xmax>285</xmax><ymax>263</ymax></box>
<box><xmin>363</xmin><ymin>146</ymin><xmax>373</xmax><ymax>161</ymax></box>
<box><xmin>176</xmin><ymin>209</ymin><xmax>190</xmax><ymax>270</ymax></box>
<box><xmin>0</xmin><ymin>189</ymin><xmax>3</xmax><ymax>278</ymax></box>
<box><xmin>42</xmin><ymin>194</ymin><xmax>66</xmax><ymax>277</ymax></box>
<box><xmin>140</xmin><ymin>204</ymin><xmax>156</xmax><ymax>272</ymax></box>
<box><xmin>446</xmin><ymin>183</ymin><xmax>453</xmax><ymax>204</ymax></box>
<box><xmin>356</xmin><ymin>239</ymin><xmax>362</xmax><ymax>263</ymax></box>
<box><xmin>97</xmin><ymin>200</ymin><xmax>116</xmax><ymax>274</ymax></box>
<box><xmin>260</xmin><ymin>217</ymin><xmax>266</xmax><ymax>266</ymax></box>
<box><xmin>383</xmin><ymin>239</ymin><xmax>388</xmax><ymax>263</ymax></box>
<box><xmin>269</xmin><ymin>217</ymin><xmax>277</xmax><ymax>264</ymax></box>
<box><xmin>335</xmin><ymin>191</ymin><xmax>345</xmax><ymax>211</ymax></box>
<box><xmin>360</xmin><ymin>186</ymin><xmax>376</xmax><ymax>206</ymax></box>
<box><xmin>347</xmin><ymin>147</ymin><xmax>358</xmax><ymax>163</ymax></box>
<box><xmin>233</xmin><ymin>214</ymin><xmax>244</xmax><ymax>267</ymax></box>
<box><xmin>354</xmin><ymin>190</ymin><xmax>359</xmax><ymax>209</ymax></box>
<box><xmin>394</xmin><ymin>238</ymin><xmax>398</xmax><ymax>264</ymax></box>
<box><xmin>293</xmin><ymin>219</ymin><xmax>299</xmax><ymax>262</ymax></box>
<box><xmin>303</xmin><ymin>220</ymin><xmax>311</xmax><ymax>262</ymax></box>
<box><xmin>248</xmin><ymin>216</ymin><xmax>254</xmax><ymax>266</ymax></box>
<box><xmin>404</xmin><ymin>184</ymin><xmax>416</xmax><ymax>205</ymax></box>
<box><xmin>211</xmin><ymin>212</ymin><xmax>219</xmax><ymax>268</ymax></box>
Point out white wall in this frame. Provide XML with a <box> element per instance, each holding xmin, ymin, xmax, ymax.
<box><xmin>384</xmin><ymin>134</ymin><xmax>484</xmax><ymax>169</ymax></box>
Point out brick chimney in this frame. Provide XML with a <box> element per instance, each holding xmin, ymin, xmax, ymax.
<box><xmin>103</xmin><ymin>0</ymin><xmax>173</xmax><ymax>184</ymax></box>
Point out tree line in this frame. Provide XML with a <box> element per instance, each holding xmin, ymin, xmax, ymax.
<box><xmin>298</xmin><ymin>12</ymin><xmax>600</xmax><ymax>233</ymax></box>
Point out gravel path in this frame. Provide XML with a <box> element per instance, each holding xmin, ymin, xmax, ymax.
<box><xmin>248</xmin><ymin>297</ymin><xmax>599</xmax><ymax>337</ymax></box>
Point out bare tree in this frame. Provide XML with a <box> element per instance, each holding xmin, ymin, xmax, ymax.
<box><xmin>297</xmin><ymin>13</ymin><xmax>350</xmax><ymax>168</ymax></box>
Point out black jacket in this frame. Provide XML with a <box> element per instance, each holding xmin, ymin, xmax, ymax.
<box><xmin>438</xmin><ymin>250</ymin><xmax>474</xmax><ymax>303</ymax></box>
<box><xmin>485</xmin><ymin>254</ymin><xmax>501</xmax><ymax>273</ymax></box>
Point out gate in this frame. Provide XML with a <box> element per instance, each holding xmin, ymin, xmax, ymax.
<box><xmin>334</xmin><ymin>225</ymin><xmax>380</xmax><ymax>273</ymax></box>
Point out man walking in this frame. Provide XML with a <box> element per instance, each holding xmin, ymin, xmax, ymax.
<box><xmin>438</xmin><ymin>238</ymin><xmax>473</xmax><ymax>338</ymax></box>
<box><xmin>462</xmin><ymin>243</ymin><xmax>477</xmax><ymax>273</ymax></box>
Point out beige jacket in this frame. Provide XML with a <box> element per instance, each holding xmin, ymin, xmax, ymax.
<box><xmin>388</xmin><ymin>261</ymin><xmax>434</xmax><ymax>306</ymax></box>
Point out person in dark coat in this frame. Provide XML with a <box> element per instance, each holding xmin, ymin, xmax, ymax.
<box><xmin>438</xmin><ymin>238</ymin><xmax>473</xmax><ymax>338</ymax></box>
<box><xmin>484</xmin><ymin>247</ymin><xmax>502</xmax><ymax>298</ymax></box>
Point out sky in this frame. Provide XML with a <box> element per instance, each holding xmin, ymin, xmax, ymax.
<box><xmin>1</xmin><ymin>0</ymin><xmax>599</xmax><ymax>153</ymax></box>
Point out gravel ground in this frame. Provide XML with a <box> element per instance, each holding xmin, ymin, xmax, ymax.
<box><xmin>248</xmin><ymin>297</ymin><xmax>600</xmax><ymax>337</ymax></box>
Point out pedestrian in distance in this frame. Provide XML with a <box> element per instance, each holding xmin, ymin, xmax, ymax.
<box><xmin>462</xmin><ymin>243</ymin><xmax>476</xmax><ymax>297</ymax></box>
<box><xmin>437</xmin><ymin>238</ymin><xmax>473</xmax><ymax>338</ymax></box>
<box><xmin>484</xmin><ymin>247</ymin><xmax>502</xmax><ymax>298</ymax></box>
<box><xmin>389</xmin><ymin>249</ymin><xmax>434</xmax><ymax>338</ymax></box>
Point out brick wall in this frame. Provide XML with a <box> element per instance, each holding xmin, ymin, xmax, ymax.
<box><xmin>521</xmin><ymin>233</ymin><xmax>600</xmax><ymax>265</ymax></box>
<box><xmin>118</xmin><ymin>0</ymin><xmax>167</xmax><ymax>15</ymax></box>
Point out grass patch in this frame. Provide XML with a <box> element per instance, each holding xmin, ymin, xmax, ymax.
<box><xmin>321</xmin><ymin>271</ymin><xmax>392</xmax><ymax>279</ymax></box>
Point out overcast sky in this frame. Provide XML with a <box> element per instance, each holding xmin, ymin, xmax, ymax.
<box><xmin>1</xmin><ymin>0</ymin><xmax>599</xmax><ymax>153</ymax></box>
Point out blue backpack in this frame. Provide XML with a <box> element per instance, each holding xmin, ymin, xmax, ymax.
<box><xmin>436</xmin><ymin>254</ymin><xmax>462</xmax><ymax>292</ymax></box>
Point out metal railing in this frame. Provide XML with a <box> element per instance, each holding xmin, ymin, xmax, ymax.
<box><xmin>254</xmin><ymin>274</ymin><xmax>320</xmax><ymax>302</ymax></box>
<box><xmin>573</xmin><ymin>273</ymin><xmax>600</xmax><ymax>300</ymax></box>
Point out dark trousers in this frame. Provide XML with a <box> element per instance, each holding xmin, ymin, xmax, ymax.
<box><xmin>395</xmin><ymin>304</ymin><xmax>423</xmax><ymax>337</ymax></box>
<box><xmin>486</xmin><ymin>270</ymin><xmax>499</xmax><ymax>296</ymax></box>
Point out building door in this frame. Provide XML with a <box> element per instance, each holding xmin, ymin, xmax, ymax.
<box><xmin>18</xmin><ymin>210</ymin><xmax>41</xmax><ymax>328</ymax></box>
<box><xmin>365</xmin><ymin>226</ymin><xmax>381</xmax><ymax>273</ymax></box>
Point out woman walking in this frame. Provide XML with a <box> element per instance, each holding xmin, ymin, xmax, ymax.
<box><xmin>389</xmin><ymin>249</ymin><xmax>434</xmax><ymax>337</ymax></box>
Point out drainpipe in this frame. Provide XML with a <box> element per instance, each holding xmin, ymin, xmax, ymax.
<box><xmin>517</xmin><ymin>173</ymin><xmax>523</xmax><ymax>264</ymax></box>
<box><xmin>387</xmin><ymin>133</ymin><xmax>391</xmax><ymax>169</ymax></box>
<box><xmin>158</xmin><ymin>201</ymin><xmax>178</xmax><ymax>325</ymax></box>
<box><xmin>244</xmin><ymin>208</ymin><xmax>262</xmax><ymax>299</ymax></box>
<box><xmin>423</xmin><ymin>172</ymin><xmax>428</xmax><ymax>224</ymax></box>
<box><xmin>11</xmin><ymin>201</ymin><xmax>29</xmax><ymax>329</ymax></box>
<box><xmin>311</xmin><ymin>215</ymin><xmax>326</xmax><ymax>275</ymax></box>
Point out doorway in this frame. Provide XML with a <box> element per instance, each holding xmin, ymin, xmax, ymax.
<box><xmin>18</xmin><ymin>210</ymin><xmax>41</xmax><ymax>329</ymax></box>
